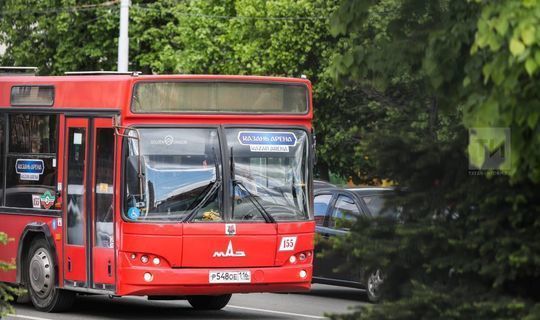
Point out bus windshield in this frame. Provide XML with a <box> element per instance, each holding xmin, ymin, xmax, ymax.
<box><xmin>227</xmin><ymin>128</ymin><xmax>310</xmax><ymax>222</ymax></box>
<box><xmin>125</xmin><ymin>128</ymin><xmax>222</xmax><ymax>222</ymax></box>
<box><xmin>124</xmin><ymin>127</ymin><xmax>310</xmax><ymax>222</ymax></box>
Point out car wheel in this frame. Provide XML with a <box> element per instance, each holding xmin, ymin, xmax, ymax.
<box><xmin>187</xmin><ymin>294</ymin><xmax>232</xmax><ymax>310</ymax></box>
<box><xmin>27</xmin><ymin>238</ymin><xmax>75</xmax><ymax>312</ymax></box>
<box><xmin>366</xmin><ymin>269</ymin><xmax>383</xmax><ymax>303</ymax></box>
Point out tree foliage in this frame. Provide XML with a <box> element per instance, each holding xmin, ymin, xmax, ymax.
<box><xmin>329</xmin><ymin>0</ymin><xmax>540</xmax><ymax>319</ymax></box>
<box><xmin>0</xmin><ymin>0</ymin><xmax>120</xmax><ymax>74</ymax></box>
<box><xmin>0</xmin><ymin>233</ymin><xmax>22</xmax><ymax>318</ymax></box>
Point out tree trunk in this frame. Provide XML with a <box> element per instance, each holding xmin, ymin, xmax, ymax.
<box><xmin>316</xmin><ymin>161</ymin><xmax>330</xmax><ymax>182</ymax></box>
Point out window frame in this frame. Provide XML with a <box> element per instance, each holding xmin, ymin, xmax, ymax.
<box><xmin>65</xmin><ymin>126</ymin><xmax>87</xmax><ymax>245</ymax></box>
<box><xmin>10</xmin><ymin>85</ymin><xmax>55</xmax><ymax>107</ymax></box>
<box><xmin>225</xmin><ymin>127</ymin><xmax>311</xmax><ymax>222</ymax></box>
<box><xmin>0</xmin><ymin>112</ymin><xmax>61</xmax><ymax>214</ymax></box>
<box><xmin>120</xmin><ymin>124</ymin><xmax>314</xmax><ymax>223</ymax></box>
<box><xmin>121</xmin><ymin>125</ymin><xmax>225</xmax><ymax>223</ymax></box>
<box><xmin>130</xmin><ymin>80</ymin><xmax>310</xmax><ymax>115</ymax></box>
<box><xmin>313</xmin><ymin>192</ymin><xmax>334</xmax><ymax>227</ymax></box>
<box><xmin>94</xmin><ymin>127</ymin><xmax>115</xmax><ymax>248</ymax></box>
<box><xmin>328</xmin><ymin>193</ymin><xmax>362</xmax><ymax>229</ymax></box>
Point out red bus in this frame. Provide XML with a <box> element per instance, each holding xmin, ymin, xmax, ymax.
<box><xmin>0</xmin><ymin>70</ymin><xmax>315</xmax><ymax>312</ymax></box>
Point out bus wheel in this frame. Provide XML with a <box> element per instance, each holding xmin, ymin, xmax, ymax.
<box><xmin>26</xmin><ymin>238</ymin><xmax>75</xmax><ymax>312</ymax></box>
<box><xmin>187</xmin><ymin>294</ymin><xmax>232</xmax><ymax>310</ymax></box>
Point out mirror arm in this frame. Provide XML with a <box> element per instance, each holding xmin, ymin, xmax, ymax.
<box><xmin>113</xmin><ymin>120</ymin><xmax>145</xmax><ymax>202</ymax></box>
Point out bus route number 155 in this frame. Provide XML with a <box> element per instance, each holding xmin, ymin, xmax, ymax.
<box><xmin>279</xmin><ymin>236</ymin><xmax>297</xmax><ymax>251</ymax></box>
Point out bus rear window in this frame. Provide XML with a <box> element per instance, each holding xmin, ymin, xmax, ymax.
<box><xmin>131</xmin><ymin>82</ymin><xmax>308</xmax><ymax>114</ymax></box>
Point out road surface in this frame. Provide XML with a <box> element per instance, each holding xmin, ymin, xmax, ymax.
<box><xmin>6</xmin><ymin>284</ymin><xmax>368</xmax><ymax>320</ymax></box>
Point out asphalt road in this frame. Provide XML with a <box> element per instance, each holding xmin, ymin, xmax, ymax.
<box><xmin>6</xmin><ymin>284</ymin><xmax>368</xmax><ymax>320</ymax></box>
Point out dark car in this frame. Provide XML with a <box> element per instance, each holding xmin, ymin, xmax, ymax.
<box><xmin>312</xmin><ymin>186</ymin><xmax>397</xmax><ymax>302</ymax></box>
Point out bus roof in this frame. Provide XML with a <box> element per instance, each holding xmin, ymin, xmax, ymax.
<box><xmin>0</xmin><ymin>74</ymin><xmax>312</xmax><ymax>119</ymax></box>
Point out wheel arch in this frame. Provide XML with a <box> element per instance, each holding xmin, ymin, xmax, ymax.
<box><xmin>16</xmin><ymin>222</ymin><xmax>59</xmax><ymax>285</ymax></box>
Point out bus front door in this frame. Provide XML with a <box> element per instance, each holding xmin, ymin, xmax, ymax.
<box><xmin>63</xmin><ymin>117</ymin><xmax>115</xmax><ymax>291</ymax></box>
<box><xmin>64</xmin><ymin>118</ymin><xmax>89</xmax><ymax>288</ymax></box>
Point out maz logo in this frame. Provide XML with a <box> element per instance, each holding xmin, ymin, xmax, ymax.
<box><xmin>213</xmin><ymin>240</ymin><xmax>246</xmax><ymax>257</ymax></box>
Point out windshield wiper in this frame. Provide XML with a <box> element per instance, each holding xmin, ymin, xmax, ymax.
<box><xmin>183</xmin><ymin>148</ymin><xmax>222</xmax><ymax>222</ymax></box>
<box><xmin>185</xmin><ymin>181</ymin><xmax>214</xmax><ymax>211</ymax></box>
<box><xmin>183</xmin><ymin>179</ymin><xmax>222</xmax><ymax>222</ymax></box>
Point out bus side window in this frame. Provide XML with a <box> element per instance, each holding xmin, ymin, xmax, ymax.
<box><xmin>95</xmin><ymin>128</ymin><xmax>114</xmax><ymax>248</ymax></box>
<box><xmin>5</xmin><ymin>114</ymin><xmax>57</xmax><ymax>209</ymax></box>
<box><xmin>67</xmin><ymin>128</ymin><xmax>85</xmax><ymax>246</ymax></box>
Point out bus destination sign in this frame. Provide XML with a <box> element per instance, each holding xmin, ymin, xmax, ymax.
<box><xmin>15</xmin><ymin>159</ymin><xmax>45</xmax><ymax>181</ymax></box>
<box><xmin>238</xmin><ymin>131</ymin><xmax>297</xmax><ymax>152</ymax></box>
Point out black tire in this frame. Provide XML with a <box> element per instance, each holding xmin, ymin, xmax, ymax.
<box><xmin>26</xmin><ymin>238</ymin><xmax>75</xmax><ymax>312</ymax></box>
<box><xmin>365</xmin><ymin>269</ymin><xmax>383</xmax><ymax>303</ymax></box>
<box><xmin>187</xmin><ymin>294</ymin><xmax>232</xmax><ymax>310</ymax></box>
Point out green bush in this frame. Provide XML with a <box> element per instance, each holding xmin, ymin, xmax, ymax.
<box><xmin>0</xmin><ymin>232</ymin><xmax>23</xmax><ymax>318</ymax></box>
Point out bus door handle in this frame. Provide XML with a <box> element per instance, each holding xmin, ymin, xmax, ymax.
<box><xmin>107</xmin><ymin>260</ymin><xmax>112</xmax><ymax>277</ymax></box>
<box><xmin>67</xmin><ymin>257</ymin><xmax>72</xmax><ymax>272</ymax></box>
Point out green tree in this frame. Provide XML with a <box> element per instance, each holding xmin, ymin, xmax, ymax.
<box><xmin>328</xmin><ymin>0</ymin><xmax>540</xmax><ymax>319</ymax></box>
<box><xmin>0</xmin><ymin>0</ymin><xmax>120</xmax><ymax>74</ymax></box>
<box><xmin>0</xmin><ymin>233</ymin><xmax>22</xmax><ymax>318</ymax></box>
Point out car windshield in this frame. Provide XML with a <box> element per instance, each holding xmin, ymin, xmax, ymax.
<box><xmin>227</xmin><ymin>128</ymin><xmax>310</xmax><ymax>221</ymax></box>
<box><xmin>125</xmin><ymin>128</ymin><xmax>222</xmax><ymax>222</ymax></box>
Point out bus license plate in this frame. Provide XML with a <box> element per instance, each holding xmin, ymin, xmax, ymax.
<box><xmin>209</xmin><ymin>271</ymin><xmax>251</xmax><ymax>283</ymax></box>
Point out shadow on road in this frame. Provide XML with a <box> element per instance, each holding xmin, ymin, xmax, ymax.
<box><xmin>15</xmin><ymin>295</ymin><xmax>282</xmax><ymax>320</ymax></box>
<box><xmin>293</xmin><ymin>284</ymin><xmax>370</xmax><ymax>303</ymax></box>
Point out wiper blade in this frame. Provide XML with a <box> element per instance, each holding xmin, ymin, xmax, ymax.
<box><xmin>185</xmin><ymin>181</ymin><xmax>214</xmax><ymax>211</ymax></box>
<box><xmin>183</xmin><ymin>178</ymin><xmax>222</xmax><ymax>222</ymax></box>
<box><xmin>235</xmin><ymin>180</ymin><xmax>275</xmax><ymax>223</ymax></box>
<box><xmin>184</xmin><ymin>147</ymin><xmax>222</xmax><ymax>222</ymax></box>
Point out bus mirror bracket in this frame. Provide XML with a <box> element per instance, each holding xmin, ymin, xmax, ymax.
<box><xmin>113</xmin><ymin>120</ymin><xmax>145</xmax><ymax>204</ymax></box>
<box><xmin>311</xmin><ymin>128</ymin><xmax>317</xmax><ymax>165</ymax></box>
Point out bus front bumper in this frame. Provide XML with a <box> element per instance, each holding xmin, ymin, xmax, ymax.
<box><xmin>117</xmin><ymin>264</ymin><xmax>312</xmax><ymax>296</ymax></box>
